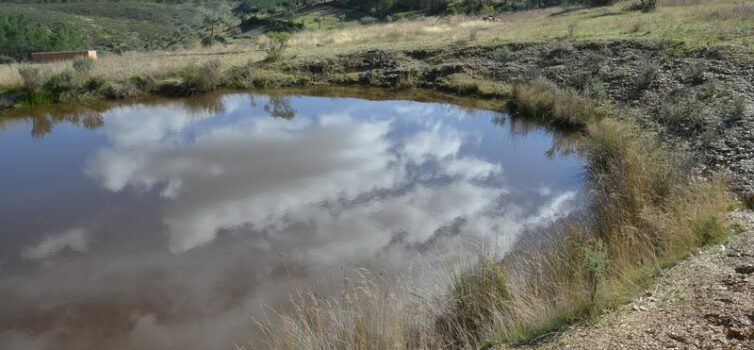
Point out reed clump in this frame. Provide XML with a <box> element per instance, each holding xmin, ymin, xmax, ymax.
<box><xmin>508</xmin><ymin>79</ymin><xmax>611</xmax><ymax>129</ymax></box>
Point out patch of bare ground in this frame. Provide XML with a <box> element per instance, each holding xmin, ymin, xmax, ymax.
<box><xmin>505</xmin><ymin>210</ymin><xmax>754</xmax><ymax>350</ymax></box>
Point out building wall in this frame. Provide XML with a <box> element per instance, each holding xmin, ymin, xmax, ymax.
<box><xmin>31</xmin><ymin>50</ymin><xmax>97</xmax><ymax>64</ymax></box>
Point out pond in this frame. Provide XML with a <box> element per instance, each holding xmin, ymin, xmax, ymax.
<box><xmin>0</xmin><ymin>91</ymin><xmax>583</xmax><ymax>350</ymax></box>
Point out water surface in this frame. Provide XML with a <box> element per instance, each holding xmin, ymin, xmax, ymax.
<box><xmin>0</xmin><ymin>92</ymin><xmax>583</xmax><ymax>350</ymax></box>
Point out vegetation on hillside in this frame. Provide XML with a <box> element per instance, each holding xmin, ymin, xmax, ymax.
<box><xmin>0</xmin><ymin>16</ymin><xmax>83</xmax><ymax>62</ymax></box>
<box><xmin>0</xmin><ymin>0</ymin><xmax>674</xmax><ymax>61</ymax></box>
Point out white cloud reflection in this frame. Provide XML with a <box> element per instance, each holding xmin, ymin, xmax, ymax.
<box><xmin>22</xmin><ymin>228</ymin><xmax>89</xmax><ymax>260</ymax></box>
<box><xmin>0</xmin><ymin>95</ymin><xmax>581</xmax><ymax>350</ymax></box>
<box><xmin>85</xmin><ymin>98</ymin><xmax>555</xmax><ymax>256</ymax></box>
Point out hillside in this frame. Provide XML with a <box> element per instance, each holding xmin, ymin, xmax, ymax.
<box><xmin>0</xmin><ymin>1</ymin><xmax>217</xmax><ymax>58</ymax></box>
<box><xmin>0</xmin><ymin>0</ymin><xmax>586</xmax><ymax>61</ymax></box>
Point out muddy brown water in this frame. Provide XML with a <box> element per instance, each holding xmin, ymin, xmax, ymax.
<box><xmin>0</xmin><ymin>91</ymin><xmax>583</xmax><ymax>350</ymax></box>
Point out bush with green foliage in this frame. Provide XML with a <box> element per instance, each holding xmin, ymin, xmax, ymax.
<box><xmin>635</xmin><ymin>62</ymin><xmax>659</xmax><ymax>92</ymax></box>
<box><xmin>0</xmin><ymin>55</ymin><xmax>14</xmax><ymax>64</ymax></box>
<box><xmin>228</xmin><ymin>62</ymin><xmax>255</xmax><ymax>89</ymax></box>
<box><xmin>656</xmin><ymin>97</ymin><xmax>709</xmax><ymax>132</ymax></box>
<box><xmin>85</xmin><ymin>75</ymin><xmax>107</xmax><ymax>91</ymax></box>
<box><xmin>45</xmin><ymin>69</ymin><xmax>79</xmax><ymax>102</ymax></box>
<box><xmin>359</xmin><ymin>16</ymin><xmax>377</xmax><ymax>25</ymax></box>
<box><xmin>629</xmin><ymin>0</ymin><xmax>657</xmax><ymax>12</ymax></box>
<box><xmin>0</xmin><ymin>15</ymin><xmax>83</xmax><ymax>60</ymax></box>
<box><xmin>492</xmin><ymin>46</ymin><xmax>513</xmax><ymax>62</ymax></box>
<box><xmin>730</xmin><ymin>94</ymin><xmax>747</xmax><ymax>121</ymax></box>
<box><xmin>185</xmin><ymin>59</ymin><xmax>224</xmax><ymax>93</ymax></box>
<box><xmin>17</xmin><ymin>65</ymin><xmax>45</xmax><ymax>93</ymax></box>
<box><xmin>583</xmin><ymin>239</ymin><xmax>609</xmax><ymax>303</ymax></box>
<box><xmin>72</xmin><ymin>57</ymin><xmax>95</xmax><ymax>76</ymax></box>
<box><xmin>264</xmin><ymin>31</ymin><xmax>291</xmax><ymax>62</ymax></box>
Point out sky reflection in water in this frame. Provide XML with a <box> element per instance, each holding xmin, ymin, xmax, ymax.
<box><xmin>0</xmin><ymin>93</ymin><xmax>583</xmax><ymax>350</ymax></box>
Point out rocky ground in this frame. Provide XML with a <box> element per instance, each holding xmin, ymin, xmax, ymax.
<box><xmin>509</xmin><ymin>210</ymin><xmax>754</xmax><ymax>350</ymax></box>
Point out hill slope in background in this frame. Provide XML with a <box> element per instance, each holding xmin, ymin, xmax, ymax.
<box><xmin>0</xmin><ymin>1</ymin><xmax>211</xmax><ymax>57</ymax></box>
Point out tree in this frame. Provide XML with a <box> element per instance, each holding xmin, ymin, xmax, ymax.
<box><xmin>264</xmin><ymin>31</ymin><xmax>291</xmax><ymax>61</ymax></box>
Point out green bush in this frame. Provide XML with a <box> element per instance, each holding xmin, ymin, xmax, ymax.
<box><xmin>628</xmin><ymin>0</ymin><xmax>657</xmax><ymax>12</ymax></box>
<box><xmin>264</xmin><ymin>31</ymin><xmax>291</xmax><ymax>62</ymax></box>
<box><xmin>103</xmin><ymin>83</ymin><xmax>139</xmax><ymax>99</ymax></box>
<box><xmin>228</xmin><ymin>63</ymin><xmax>254</xmax><ymax>89</ymax></box>
<box><xmin>129</xmin><ymin>75</ymin><xmax>157</xmax><ymax>91</ymax></box>
<box><xmin>693</xmin><ymin>213</ymin><xmax>728</xmax><ymax>246</ymax></box>
<box><xmin>743</xmin><ymin>193</ymin><xmax>754</xmax><ymax>210</ymax></box>
<box><xmin>85</xmin><ymin>75</ymin><xmax>107</xmax><ymax>91</ymax></box>
<box><xmin>492</xmin><ymin>46</ymin><xmax>512</xmax><ymax>62</ymax></box>
<box><xmin>72</xmin><ymin>57</ymin><xmax>95</xmax><ymax>76</ymax></box>
<box><xmin>45</xmin><ymin>68</ymin><xmax>79</xmax><ymax>101</ymax></box>
<box><xmin>683</xmin><ymin>62</ymin><xmax>707</xmax><ymax>85</ymax></box>
<box><xmin>583</xmin><ymin>78</ymin><xmax>608</xmax><ymax>100</ymax></box>
<box><xmin>359</xmin><ymin>16</ymin><xmax>378</xmax><ymax>25</ymax></box>
<box><xmin>635</xmin><ymin>62</ymin><xmax>658</xmax><ymax>91</ymax></box>
<box><xmin>656</xmin><ymin>97</ymin><xmax>709</xmax><ymax>132</ymax></box>
<box><xmin>17</xmin><ymin>65</ymin><xmax>45</xmax><ymax>93</ymax></box>
<box><xmin>508</xmin><ymin>78</ymin><xmax>611</xmax><ymax>128</ymax></box>
<box><xmin>0</xmin><ymin>55</ymin><xmax>15</xmax><ymax>64</ymax></box>
<box><xmin>730</xmin><ymin>94</ymin><xmax>747</xmax><ymax>121</ymax></box>
<box><xmin>184</xmin><ymin>59</ymin><xmax>223</xmax><ymax>93</ymax></box>
<box><xmin>583</xmin><ymin>239</ymin><xmax>609</xmax><ymax>304</ymax></box>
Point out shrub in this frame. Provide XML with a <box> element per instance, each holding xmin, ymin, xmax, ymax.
<box><xmin>185</xmin><ymin>59</ymin><xmax>224</xmax><ymax>93</ymax></box>
<box><xmin>743</xmin><ymin>193</ymin><xmax>754</xmax><ymax>210</ymax></box>
<box><xmin>264</xmin><ymin>31</ymin><xmax>291</xmax><ymax>62</ymax></box>
<box><xmin>693</xmin><ymin>213</ymin><xmax>728</xmax><ymax>246</ymax></box>
<box><xmin>628</xmin><ymin>0</ymin><xmax>657</xmax><ymax>12</ymax></box>
<box><xmin>85</xmin><ymin>75</ymin><xmax>107</xmax><ymax>91</ymax></box>
<box><xmin>683</xmin><ymin>62</ymin><xmax>707</xmax><ymax>85</ymax></box>
<box><xmin>45</xmin><ymin>69</ymin><xmax>79</xmax><ymax>101</ymax></box>
<box><xmin>635</xmin><ymin>62</ymin><xmax>659</xmax><ymax>91</ymax></box>
<box><xmin>359</xmin><ymin>16</ymin><xmax>377</xmax><ymax>25</ymax></box>
<box><xmin>582</xmin><ymin>78</ymin><xmax>608</xmax><ymax>100</ymax></box>
<box><xmin>492</xmin><ymin>46</ymin><xmax>513</xmax><ymax>62</ymax></box>
<box><xmin>0</xmin><ymin>55</ymin><xmax>15</xmax><ymax>64</ymax></box>
<box><xmin>656</xmin><ymin>97</ymin><xmax>709</xmax><ymax>132</ymax></box>
<box><xmin>103</xmin><ymin>83</ymin><xmax>139</xmax><ymax>99</ymax></box>
<box><xmin>567</xmin><ymin>23</ymin><xmax>578</xmax><ymax>38</ymax></box>
<box><xmin>469</xmin><ymin>28</ymin><xmax>479</xmax><ymax>42</ymax></box>
<box><xmin>17</xmin><ymin>65</ymin><xmax>45</xmax><ymax>93</ymax></box>
<box><xmin>730</xmin><ymin>94</ymin><xmax>747</xmax><ymax>121</ymax></box>
<box><xmin>228</xmin><ymin>63</ymin><xmax>254</xmax><ymax>89</ymax></box>
<box><xmin>72</xmin><ymin>57</ymin><xmax>95</xmax><ymax>76</ymax></box>
<box><xmin>583</xmin><ymin>240</ymin><xmax>609</xmax><ymax>304</ymax></box>
<box><xmin>508</xmin><ymin>79</ymin><xmax>611</xmax><ymax>128</ymax></box>
<box><xmin>129</xmin><ymin>75</ymin><xmax>157</xmax><ymax>91</ymax></box>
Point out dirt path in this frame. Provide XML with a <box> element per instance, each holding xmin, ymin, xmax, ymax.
<box><xmin>518</xmin><ymin>210</ymin><xmax>754</xmax><ymax>350</ymax></box>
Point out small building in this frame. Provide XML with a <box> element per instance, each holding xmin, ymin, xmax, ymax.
<box><xmin>32</xmin><ymin>50</ymin><xmax>97</xmax><ymax>64</ymax></box>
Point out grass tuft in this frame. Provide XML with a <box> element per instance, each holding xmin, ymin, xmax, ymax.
<box><xmin>508</xmin><ymin>78</ymin><xmax>610</xmax><ymax>129</ymax></box>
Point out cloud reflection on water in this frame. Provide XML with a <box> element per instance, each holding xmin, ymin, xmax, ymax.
<box><xmin>0</xmin><ymin>93</ymin><xmax>582</xmax><ymax>350</ymax></box>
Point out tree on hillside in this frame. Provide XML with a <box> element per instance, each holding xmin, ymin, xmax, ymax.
<box><xmin>0</xmin><ymin>16</ymin><xmax>83</xmax><ymax>60</ymax></box>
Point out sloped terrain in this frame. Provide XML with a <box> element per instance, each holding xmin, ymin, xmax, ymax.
<box><xmin>509</xmin><ymin>210</ymin><xmax>754</xmax><ymax>349</ymax></box>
